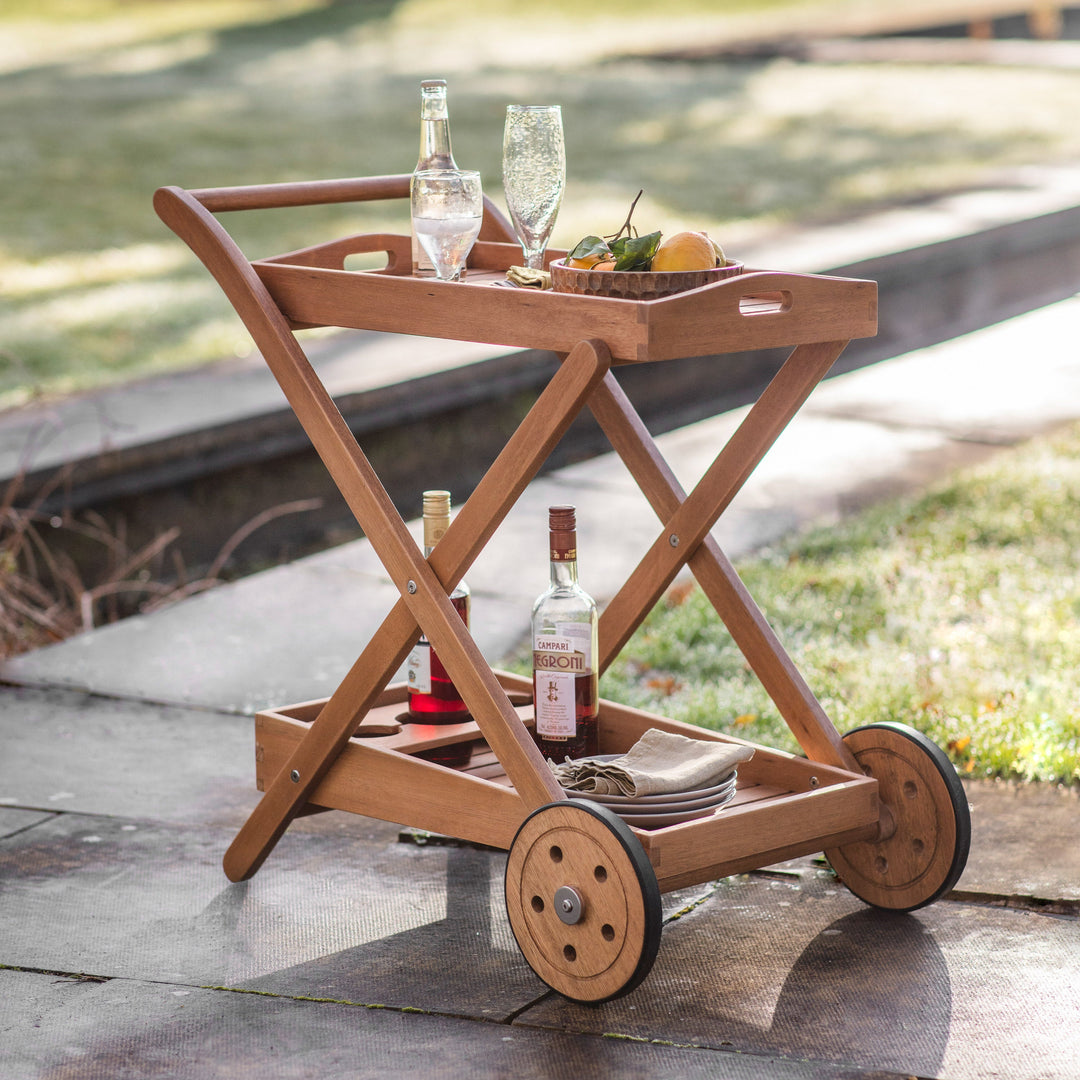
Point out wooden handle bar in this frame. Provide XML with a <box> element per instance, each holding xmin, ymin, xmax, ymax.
<box><xmin>181</xmin><ymin>172</ymin><xmax>516</xmax><ymax>244</ymax></box>
<box><xmin>189</xmin><ymin>174</ymin><xmax>410</xmax><ymax>212</ymax></box>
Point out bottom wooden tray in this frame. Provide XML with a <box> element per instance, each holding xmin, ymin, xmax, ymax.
<box><xmin>254</xmin><ymin>673</ymin><xmax>880</xmax><ymax>893</ymax></box>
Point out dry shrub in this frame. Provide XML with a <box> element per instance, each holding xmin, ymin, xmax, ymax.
<box><xmin>1</xmin><ymin>466</ymin><xmax>320</xmax><ymax>659</ymax></box>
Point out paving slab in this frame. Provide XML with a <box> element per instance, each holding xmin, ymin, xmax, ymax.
<box><xmin>0</xmin><ymin>808</ymin><xmax>711</xmax><ymax>1014</ymax></box>
<box><xmin>0</xmin><ymin>685</ymin><xmax>258</xmax><ymax>825</ymax></box>
<box><xmin>0</xmin><ymin>969</ymin><xmax>899</xmax><ymax>1080</ymax></box>
<box><xmin>0</xmin><ymin>685</ymin><xmax>1077</xmax><ymax>1080</ymax></box>
<box><xmin>518</xmin><ymin>870</ymin><xmax>1080</xmax><ymax>1080</ymax></box>
<box><xmin>4</xmin><ymin>809</ymin><xmax>1075</xmax><ymax>1080</ymax></box>
<box><xmin>0</xmin><ymin>806</ymin><xmax>56</xmax><ymax>840</ymax></box>
<box><xmin>961</xmin><ymin>780</ymin><xmax>1080</xmax><ymax>903</ymax></box>
<box><xmin>0</xmin><ymin>811</ymin><xmax>538</xmax><ymax>1013</ymax></box>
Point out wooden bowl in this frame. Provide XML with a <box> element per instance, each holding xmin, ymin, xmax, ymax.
<box><xmin>550</xmin><ymin>258</ymin><xmax>743</xmax><ymax>299</ymax></box>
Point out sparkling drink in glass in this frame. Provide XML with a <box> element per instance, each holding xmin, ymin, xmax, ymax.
<box><xmin>410</xmin><ymin>169</ymin><xmax>483</xmax><ymax>282</ymax></box>
<box><xmin>502</xmin><ymin>105</ymin><xmax>565</xmax><ymax>270</ymax></box>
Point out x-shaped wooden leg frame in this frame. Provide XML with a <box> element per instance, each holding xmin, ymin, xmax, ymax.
<box><xmin>155</xmin><ymin>187</ymin><xmax>619</xmax><ymax>881</ymax></box>
<box><xmin>223</xmin><ymin>338</ymin><xmax>612</xmax><ymax>881</ymax></box>
<box><xmin>587</xmin><ymin>340</ymin><xmax>861</xmax><ymax>774</ymax></box>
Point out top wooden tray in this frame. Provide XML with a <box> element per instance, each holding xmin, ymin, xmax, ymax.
<box><xmin>254</xmin><ymin>234</ymin><xmax>877</xmax><ymax>365</ymax></box>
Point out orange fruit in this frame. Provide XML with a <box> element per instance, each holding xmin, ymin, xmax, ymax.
<box><xmin>650</xmin><ymin>231</ymin><xmax>717</xmax><ymax>272</ymax></box>
<box><xmin>568</xmin><ymin>252</ymin><xmax>608</xmax><ymax>270</ymax></box>
<box><xmin>592</xmin><ymin>257</ymin><xmax>617</xmax><ymax>271</ymax></box>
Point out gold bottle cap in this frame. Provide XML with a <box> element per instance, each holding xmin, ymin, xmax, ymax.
<box><xmin>423</xmin><ymin>490</ymin><xmax>451</xmax><ymax>549</ymax></box>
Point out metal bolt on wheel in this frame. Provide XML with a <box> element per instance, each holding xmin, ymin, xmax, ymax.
<box><xmin>505</xmin><ymin>799</ymin><xmax>662</xmax><ymax>1003</ymax></box>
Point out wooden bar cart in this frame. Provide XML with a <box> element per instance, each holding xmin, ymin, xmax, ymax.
<box><xmin>155</xmin><ymin>174</ymin><xmax>970</xmax><ymax>1003</ymax></box>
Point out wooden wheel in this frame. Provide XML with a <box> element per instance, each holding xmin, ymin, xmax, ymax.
<box><xmin>505</xmin><ymin>799</ymin><xmax>662</xmax><ymax>1003</ymax></box>
<box><xmin>825</xmin><ymin>722</ymin><xmax>971</xmax><ymax>911</ymax></box>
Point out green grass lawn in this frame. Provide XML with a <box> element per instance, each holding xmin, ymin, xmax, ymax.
<box><xmin>4</xmin><ymin>0</ymin><xmax>1080</xmax><ymax>407</ymax></box>
<box><xmin>599</xmin><ymin>420</ymin><xmax>1080</xmax><ymax>787</ymax></box>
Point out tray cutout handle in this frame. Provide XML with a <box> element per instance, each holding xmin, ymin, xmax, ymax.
<box><xmin>342</xmin><ymin>233</ymin><xmax>412</xmax><ymax>275</ymax></box>
<box><xmin>739</xmin><ymin>289</ymin><xmax>793</xmax><ymax>317</ymax></box>
<box><xmin>258</xmin><ymin>233</ymin><xmax>412</xmax><ymax>275</ymax></box>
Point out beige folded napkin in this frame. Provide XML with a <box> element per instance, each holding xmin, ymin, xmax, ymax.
<box><xmin>507</xmin><ymin>266</ymin><xmax>551</xmax><ymax>289</ymax></box>
<box><xmin>549</xmin><ymin>728</ymin><xmax>754</xmax><ymax>797</ymax></box>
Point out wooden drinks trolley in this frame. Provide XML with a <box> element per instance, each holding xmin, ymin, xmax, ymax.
<box><xmin>155</xmin><ymin>174</ymin><xmax>970</xmax><ymax>1003</ymax></box>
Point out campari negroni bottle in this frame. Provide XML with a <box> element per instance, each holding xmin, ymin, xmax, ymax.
<box><xmin>411</xmin><ymin>79</ymin><xmax>458</xmax><ymax>275</ymax></box>
<box><xmin>407</xmin><ymin>491</ymin><xmax>471</xmax><ymax>766</ymax></box>
<box><xmin>531</xmin><ymin>505</ymin><xmax>599</xmax><ymax>761</ymax></box>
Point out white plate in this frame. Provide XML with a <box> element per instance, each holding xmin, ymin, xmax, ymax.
<box><xmin>613</xmin><ymin>788</ymin><xmax>737</xmax><ymax>828</ymax></box>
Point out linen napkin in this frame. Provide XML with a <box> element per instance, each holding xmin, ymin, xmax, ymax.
<box><xmin>549</xmin><ymin>728</ymin><xmax>754</xmax><ymax>797</ymax></box>
<box><xmin>507</xmin><ymin>266</ymin><xmax>552</xmax><ymax>289</ymax></box>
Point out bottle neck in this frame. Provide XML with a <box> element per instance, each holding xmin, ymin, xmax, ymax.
<box><xmin>550</xmin><ymin>556</ymin><xmax>578</xmax><ymax>589</ymax></box>
<box><xmin>418</xmin><ymin>88</ymin><xmax>455</xmax><ymax>170</ymax></box>
<box><xmin>419</xmin><ymin>121</ymin><xmax>455</xmax><ymax>169</ymax></box>
<box><xmin>423</xmin><ymin>520</ymin><xmax>449</xmax><ymax>555</ymax></box>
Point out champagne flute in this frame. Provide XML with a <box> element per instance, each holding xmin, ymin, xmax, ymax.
<box><xmin>410</xmin><ymin>169</ymin><xmax>483</xmax><ymax>282</ymax></box>
<box><xmin>502</xmin><ymin>105</ymin><xmax>565</xmax><ymax>270</ymax></box>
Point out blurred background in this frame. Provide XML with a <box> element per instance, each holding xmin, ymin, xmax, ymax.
<box><xmin>3</xmin><ymin>0</ymin><xmax>1078</xmax><ymax>407</ymax></box>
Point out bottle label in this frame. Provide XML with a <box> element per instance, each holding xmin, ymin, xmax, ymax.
<box><xmin>407</xmin><ymin>641</ymin><xmax>432</xmax><ymax>694</ymax></box>
<box><xmin>534</xmin><ymin>670</ymin><xmax>576</xmax><ymax>739</ymax></box>
<box><xmin>532</xmin><ymin>623</ymin><xmax>592</xmax><ymax>740</ymax></box>
<box><xmin>533</xmin><ymin>622</ymin><xmax>592</xmax><ymax>671</ymax></box>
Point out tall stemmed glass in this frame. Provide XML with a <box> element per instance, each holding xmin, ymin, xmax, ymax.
<box><xmin>410</xmin><ymin>169</ymin><xmax>484</xmax><ymax>282</ymax></box>
<box><xmin>502</xmin><ymin>105</ymin><xmax>565</xmax><ymax>270</ymax></box>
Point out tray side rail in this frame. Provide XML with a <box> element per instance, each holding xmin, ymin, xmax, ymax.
<box><xmin>251</xmin><ymin>258</ymin><xmax>876</xmax><ymax>362</ymax></box>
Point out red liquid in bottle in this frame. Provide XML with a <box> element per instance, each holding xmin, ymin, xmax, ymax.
<box><xmin>408</xmin><ymin>571</ymin><xmax>472</xmax><ymax>768</ymax></box>
<box><xmin>532</xmin><ymin>670</ymin><xmax>599</xmax><ymax>762</ymax></box>
<box><xmin>407</xmin><ymin>591</ymin><xmax>470</xmax><ymax>718</ymax></box>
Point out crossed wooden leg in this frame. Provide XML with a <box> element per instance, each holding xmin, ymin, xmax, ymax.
<box><xmin>588</xmin><ymin>341</ymin><xmax>860</xmax><ymax>772</ymax></box>
<box><xmin>224</xmin><ymin>339</ymin><xmax>612</xmax><ymax>881</ymax></box>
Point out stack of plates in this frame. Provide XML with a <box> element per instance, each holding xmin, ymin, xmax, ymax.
<box><xmin>560</xmin><ymin>762</ymin><xmax>738</xmax><ymax>829</ymax></box>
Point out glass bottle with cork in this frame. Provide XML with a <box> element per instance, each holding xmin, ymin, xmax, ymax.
<box><xmin>411</xmin><ymin>79</ymin><xmax>459</xmax><ymax>276</ymax></box>
<box><xmin>407</xmin><ymin>490</ymin><xmax>472</xmax><ymax>767</ymax></box>
<box><xmin>531</xmin><ymin>505</ymin><xmax>599</xmax><ymax>761</ymax></box>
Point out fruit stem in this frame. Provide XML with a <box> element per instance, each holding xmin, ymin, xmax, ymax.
<box><xmin>605</xmin><ymin>190</ymin><xmax>644</xmax><ymax>243</ymax></box>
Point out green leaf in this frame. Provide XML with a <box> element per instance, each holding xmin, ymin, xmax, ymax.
<box><xmin>566</xmin><ymin>235</ymin><xmax>610</xmax><ymax>262</ymax></box>
<box><xmin>613</xmin><ymin>230</ymin><xmax>661</xmax><ymax>271</ymax></box>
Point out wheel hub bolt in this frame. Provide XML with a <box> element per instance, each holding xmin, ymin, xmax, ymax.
<box><xmin>554</xmin><ymin>885</ymin><xmax>583</xmax><ymax>925</ymax></box>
